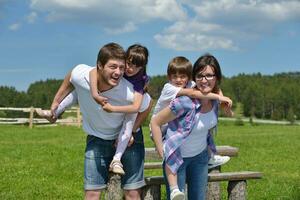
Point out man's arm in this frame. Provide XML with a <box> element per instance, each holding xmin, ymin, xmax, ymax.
<box><xmin>50</xmin><ymin>71</ymin><xmax>74</xmax><ymax>116</ymax></box>
<box><xmin>132</xmin><ymin>98</ymin><xmax>154</xmax><ymax>132</ymax></box>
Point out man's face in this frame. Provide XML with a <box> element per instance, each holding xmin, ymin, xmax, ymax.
<box><xmin>98</xmin><ymin>59</ymin><xmax>125</xmax><ymax>89</ymax></box>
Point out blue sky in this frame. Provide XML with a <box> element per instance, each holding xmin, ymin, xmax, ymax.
<box><xmin>1</xmin><ymin>0</ymin><xmax>300</xmax><ymax>91</ymax></box>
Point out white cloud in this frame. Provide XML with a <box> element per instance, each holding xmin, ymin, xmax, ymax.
<box><xmin>191</xmin><ymin>0</ymin><xmax>300</xmax><ymax>29</ymax></box>
<box><xmin>8</xmin><ymin>23</ymin><xmax>21</xmax><ymax>31</ymax></box>
<box><xmin>154</xmin><ymin>20</ymin><xmax>238</xmax><ymax>51</ymax></box>
<box><xmin>29</xmin><ymin>0</ymin><xmax>187</xmax><ymax>32</ymax></box>
<box><xmin>26</xmin><ymin>12</ymin><xmax>37</xmax><ymax>23</ymax></box>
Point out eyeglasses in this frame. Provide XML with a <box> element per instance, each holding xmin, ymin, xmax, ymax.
<box><xmin>195</xmin><ymin>74</ymin><xmax>215</xmax><ymax>81</ymax></box>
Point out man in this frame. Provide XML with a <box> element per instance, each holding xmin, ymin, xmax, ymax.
<box><xmin>50</xmin><ymin>43</ymin><xmax>151</xmax><ymax>200</ymax></box>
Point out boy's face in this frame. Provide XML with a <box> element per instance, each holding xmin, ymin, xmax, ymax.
<box><xmin>169</xmin><ymin>72</ymin><xmax>189</xmax><ymax>88</ymax></box>
<box><xmin>98</xmin><ymin>59</ymin><xmax>125</xmax><ymax>88</ymax></box>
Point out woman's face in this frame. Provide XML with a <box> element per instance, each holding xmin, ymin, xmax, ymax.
<box><xmin>194</xmin><ymin>65</ymin><xmax>216</xmax><ymax>94</ymax></box>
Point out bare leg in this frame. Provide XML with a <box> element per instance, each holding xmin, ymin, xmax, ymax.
<box><xmin>85</xmin><ymin>190</ymin><xmax>101</xmax><ymax>200</ymax></box>
<box><xmin>124</xmin><ymin>189</ymin><xmax>141</xmax><ymax>200</ymax></box>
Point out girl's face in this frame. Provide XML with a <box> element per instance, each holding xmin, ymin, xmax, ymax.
<box><xmin>194</xmin><ymin>65</ymin><xmax>216</xmax><ymax>94</ymax></box>
<box><xmin>169</xmin><ymin>72</ymin><xmax>189</xmax><ymax>88</ymax></box>
<box><xmin>125</xmin><ymin>62</ymin><xmax>142</xmax><ymax>77</ymax></box>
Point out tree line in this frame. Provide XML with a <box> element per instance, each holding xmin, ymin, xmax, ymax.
<box><xmin>1</xmin><ymin>72</ymin><xmax>299</xmax><ymax>121</ymax></box>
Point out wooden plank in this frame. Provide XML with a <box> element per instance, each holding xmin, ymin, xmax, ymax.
<box><xmin>145</xmin><ymin>146</ymin><xmax>238</xmax><ymax>161</ymax></box>
<box><xmin>0</xmin><ymin>107</ymin><xmax>32</xmax><ymax>112</ymax></box>
<box><xmin>144</xmin><ymin>162</ymin><xmax>162</xmax><ymax>169</ymax></box>
<box><xmin>145</xmin><ymin>171</ymin><xmax>262</xmax><ymax>185</ymax></box>
<box><xmin>208</xmin><ymin>171</ymin><xmax>262</xmax><ymax>182</ymax></box>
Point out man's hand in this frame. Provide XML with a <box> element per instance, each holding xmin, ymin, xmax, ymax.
<box><xmin>127</xmin><ymin>136</ymin><xmax>134</xmax><ymax>147</ymax></box>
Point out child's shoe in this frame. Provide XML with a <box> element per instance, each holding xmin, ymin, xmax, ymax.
<box><xmin>109</xmin><ymin>159</ymin><xmax>125</xmax><ymax>175</ymax></box>
<box><xmin>170</xmin><ymin>188</ymin><xmax>185</xmax><ymax>200</ymax></box>
<box><xmin>208</xmin><ymin>155</ymin><xmax>230</xmax><ymax>169</ymax></box>
<box><xmin>36</xmin><ymin>109</ymin><xmax>56</xmax><ymax>123</ymax></box>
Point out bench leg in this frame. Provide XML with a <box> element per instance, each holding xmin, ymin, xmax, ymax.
<box><xmin>105</xmin><ymin>173</ymin><xmax>123</xmax><ymax>200</ymax></box>
<box><xmin>227</xmin><ymin>180</ymin><xmax>247</xmax><ymax>200</ymax></box>
<box><xmin>206</xmin><ymin>167</ymin><xmax>221</xmax><ymax>200</ymax></box>
<box><xmin>142</xmin><ymin>185</ymin><xmax>161</xmax><ymax>200</ymax></box>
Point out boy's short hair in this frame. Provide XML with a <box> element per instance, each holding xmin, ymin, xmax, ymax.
<box><xmin>97</xmin><ymin>42</ymin><xmax>126</xmax><ymax>67</ymax></box>
<box><xmin>167</xmin><ymin>56</ymin><xmax>192</xmax><ymax>80</ymax></box>
<box><xmin>126</xmin><ymin>44</ymin><xmax>149</xmax><ymax>71</ymax></box>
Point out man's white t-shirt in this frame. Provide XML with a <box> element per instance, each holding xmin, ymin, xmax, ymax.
<box><xmin>70</xmin><ymin>64</ymin><xmax>150</xmax><ymax>140</ymax></box>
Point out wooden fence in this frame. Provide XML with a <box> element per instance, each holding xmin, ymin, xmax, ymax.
<box><xmin>0</xmin><ymin>107</ymin><xmax>81</xmax><ymax>128</ymax></box>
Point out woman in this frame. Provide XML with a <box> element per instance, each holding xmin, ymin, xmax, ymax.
<box><xmin>151</xmin><ymin>54</ymin><xmax>232</xmax><ymax>200</ymax></box>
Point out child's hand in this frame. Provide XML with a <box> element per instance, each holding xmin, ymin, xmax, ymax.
<box><xmin>218</xmin><ymin>96</ymin><xmax>232</xmax><ymax>108</ymax></box>
<box><xmin>95</xmin><ymin>95</ymin><xmax>108</xmax><ymax>106</ymax></box>
<box><xmin>102</xmin><ymin>102</ymin><xmax>114</xmax><ymax>112</ymax></box>
<box><xmin>221</xmin><ymin>103</ymin><xmax>234</xmax><ymax>117</ymax></box>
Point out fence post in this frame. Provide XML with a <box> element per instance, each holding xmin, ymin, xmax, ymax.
<box><xmin>76</xmin><ymin>107</ymin><xmax>81</xmax><ymax>127</ymax></box>
<box><xmin>29</xmin><ymin>107</ymin><xmax>34</xmax><ymax>128</ymax></box>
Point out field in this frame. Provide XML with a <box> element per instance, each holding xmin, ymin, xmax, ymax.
<box><xmin>0</xmin><ymin>122</ymin><xmax>299</xmax><ymax>199</ymax></box>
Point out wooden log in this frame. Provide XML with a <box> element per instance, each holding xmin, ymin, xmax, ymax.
<box><xmin>227</xmin><ymin>180</ymin><xmax>247</xmax><ymax>200</ymax></box>
<box><xmin>105</xmin><ymin>173</ymin><xmax>123</xmax><ymax>200</ymax></box>
<box><xmin>143</xmin><ymin>177</ymin><xmax>162</xmax><ymax>200</ymax></box>
<box><xmin>206</xmin><ymin>166</ymin><xmax>221</xmax><ymax>200</ymax></box>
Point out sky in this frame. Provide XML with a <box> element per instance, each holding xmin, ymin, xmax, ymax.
<box><xmin>0</xmin><ymin>0</ymin><xmax>300</xmax><ymax>91</ymax></box>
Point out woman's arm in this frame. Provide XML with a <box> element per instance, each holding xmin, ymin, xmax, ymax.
<box><xmin>150</xmin><ymin>107</ymin><xmax>177</xmax><ymax>158</ymax></box>
<box><xmin>89</xmin><ymin>68</ymin><xmax>108</xmax><ymax>106</ymax></box>
<box><xmin>103</xmin><ymin>92</ymin><xmax>143</xmax><ymax>113</ymax></box>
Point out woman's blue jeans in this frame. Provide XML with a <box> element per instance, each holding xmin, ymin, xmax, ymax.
<box><xmin>163</xmin><ymin>148</ymin><xmax>209</xmax><ymax>200</ymax></box>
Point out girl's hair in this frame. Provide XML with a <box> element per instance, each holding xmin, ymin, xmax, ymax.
<box><xmin>193</xmin><ymin>53</ymin><xmax>222</xmax><ymax>93</ymax></box>
<box><xmin>97</xmin><ymin>42</ymin><xmax>125</xmax><ymax>67</ymax></box>
<box><xmin>126</xmin><ymin>44</ymin><xmax>149</xmax><ymax>74</ymax></box>
<box><xmin>167</xmin><ymin>56</ymin><xmax>192</xmax><ymax>80</ymax></box>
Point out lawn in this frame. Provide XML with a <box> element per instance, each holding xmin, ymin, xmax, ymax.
<box><xmin>0</xmin><ymin>122</ymin><xmax>299</xmax><ymax>199</ymax></box>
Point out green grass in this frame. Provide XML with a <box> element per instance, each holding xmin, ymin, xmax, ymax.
<box><xmin>0</xmin><ymin>123</ymin><xmax>299</xmax><ymax>199</ymax></box>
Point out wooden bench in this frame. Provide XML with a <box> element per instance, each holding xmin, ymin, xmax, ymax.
<box><xmin>142</xmin><ymin>171</ymin><xmax>263</xmax><ymax>200</ymax></box>
<box><xmin>105</xmin><ymin>146</ymin><xmax>262</xmax><ymax>200</ymax></box>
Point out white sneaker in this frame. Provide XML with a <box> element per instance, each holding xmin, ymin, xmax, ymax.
<box><xmin>35</xmin><ymin>109</ymin><xmax>56</xmax><ymax>123</ymax></box>
<box><xmin>170</xmin><ymin>189</ymin><xmax>185</xmax><ymax>200</ymax></box>
<box><xmin>208</xmin><ymin>155</ymin><xmax>230</xmax><ymax>169</ymax></box>
<box><xmin>109</xmin><ymin>159</ymin><xmax>125</xmax><ymax>175</ymax></box>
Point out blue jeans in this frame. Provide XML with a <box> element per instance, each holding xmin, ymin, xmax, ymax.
<box><xmin>163</xmin><ymin>148</ymin><xmax>209</xmax><ymax>200</ymax></box>
<box><xmin>84</xmin><ymin>129</ymin><xmax>145</xmax><ymax>190</ymax></box>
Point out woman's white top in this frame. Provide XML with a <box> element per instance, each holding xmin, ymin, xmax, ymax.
<box><xmin>180</xmin><ymin>108</ymin><xmax>217</xmax><ymax>158</ymax></box>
